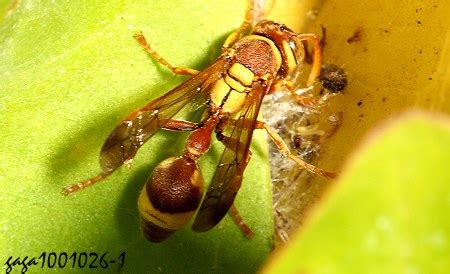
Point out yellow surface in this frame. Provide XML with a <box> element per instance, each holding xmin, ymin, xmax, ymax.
<box><xmin>261</xmin><ymin>0</ymin><xmax>450</xmax><ymax>245</ymax></box>
<box><xmin>267</xmin><ymin>0</ymin><xmax>450</xmax><ymax>171</ymax></box>
<box><xmin>313</xmin><ymin>0</ymin><xmax>448</xmax><ymax>171</ymax></box>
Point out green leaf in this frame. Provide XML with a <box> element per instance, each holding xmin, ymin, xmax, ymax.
<box><xmin>262</xmin><ymin>112</ymin><xmax>450</xmax><ymax>274</ymax></box>
<box><xmin>0</xmin><ymin>1</ymin><xmax>273</xmax><ymax>273</ymax></box>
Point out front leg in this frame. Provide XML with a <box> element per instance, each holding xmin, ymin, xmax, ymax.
<box><xmin>222</xmin><ymin>0</ymin><xmax>255</xmax><ymax>50</ymax></box>
<box><xmin>298</xmin><ymin>33</ymin><xmax>322</xmax><ymax>87</ymax></box>
<box><xmin>269</xmin><ymin>79</ymin><xmax>318</xmax><ymax>107</ymax></box>
<box><xmin>135</xmin><ymin>32</ymin><xmax>199</xmax><ymax>76</ymax></box>
<box><xmin>161</xmin><ymin>119</ymin><xmax>199</xmax><ymax>131</ymax></box>
<box><xmin>229</xmin><ymin>204</ymin><xmax>253</xmax><ymax>239</ymax></box>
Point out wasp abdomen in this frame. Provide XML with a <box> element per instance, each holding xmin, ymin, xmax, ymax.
<box><xmin>147</xmin><ymin>157</ymin><xmax>203</xmax><ymax>213</ymax></box>
<box><xmin>138</xmin><ymin>156</ymin><xmax>204</xmax><ymax>242</ymax></box>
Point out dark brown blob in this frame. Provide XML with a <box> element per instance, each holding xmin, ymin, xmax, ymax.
<box><xmin>319</xmin><ymin>64</ymin><xmax>348</xmax><ymax>92</ymax></box>
<box><xmin>140</xmin><ymin>218</ymin><xmax>176</xmax><ymax>243</ymax></box>
<box><xmin>291</xmin><ymin>135</ymin><xmax>302</xmax><ymax>149</ymax></box>
<box><xmin>347</xmin><ymin>27</ymin><xmax>363</xmax><ymax>43</ymax></box>
<box><xmin>146</xmin><ymin>157</ymin><xmax>204</xmax><ymax>214</ymax></box>
<box><xmin>319</xmin><ymin>25</ymin><xmax>327</xmax><ymax>51</ymax></box>
<box><xmin>234</xmin><ymin>39</ymin><xmax>277</xmax><ymax>76</ymax></box>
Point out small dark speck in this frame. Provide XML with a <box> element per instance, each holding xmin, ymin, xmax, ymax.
<box><xmin>382</xmin><ymin>97</ymin><xmax>386</xmax><ymax>102</ymax></box>
<box><xmin>418</xmin><ymin>50</ymin><xmax>422</xmax><ymax>54</ymax></box>
<box><xmin>429</xmin><ymin>77</ymin><xmax>433</xmax><ymax>80</ymax></box>
<box><xmin>292</xmin><ymin>135</ymin><xmax>302</xmax><ymax>149</ymax></box>
<box><xmin>417</xmin><ymin>20</ymin><xmax>421</xmax><ymax>24</ymax></box>
<box><xmin>358</xmin><ymin>114</ymin><xmax>364</xmax><ymax>118</ymax></box>
<box><xmin>384</xmin><ymin>29</ymin><xmax>389</xmax><ymax>33</ymax></box>
<box><xmin>357</xmin><ymin>100</ymin><xmax>363</xmax><ymax>106</ymax></box>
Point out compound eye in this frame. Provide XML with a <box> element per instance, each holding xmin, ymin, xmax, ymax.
<box><xmin>288</xmin><ymin>37</ymin><xmax>305</xmax><ymax>64</ymax></box>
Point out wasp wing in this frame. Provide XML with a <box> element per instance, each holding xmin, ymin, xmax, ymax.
<box><xmin>192</xmin><ymin>81</ymin><xmax>268</xmax><ymax>232</ymax></box>
<box><xmin>99</xmin><ymin>58</ymin><xmax>230</xmax><ymax>174</ymax></box>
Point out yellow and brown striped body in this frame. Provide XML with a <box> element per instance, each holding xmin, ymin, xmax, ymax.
<box><xmin>137</xmin><ymin>21</ymin><xmax>308</xmax><ymax>242</ymax></box>
<box><xmin>138</xmin><ymin>157</ymin><xmax>204</xmax><ymax>242</ymax></box>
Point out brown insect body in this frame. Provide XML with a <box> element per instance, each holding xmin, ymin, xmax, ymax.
<box><xmin>63</xmin><ymin>17</ymin><xmax>331</xmax><ymax>243</ymax></box>
<box><xmin>139</xmin><ymin>21</ymin><xmax>307</xmax><ymax>241</ymax></box>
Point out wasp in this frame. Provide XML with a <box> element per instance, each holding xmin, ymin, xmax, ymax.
<box><xmin>63</xmin><ymin>3</ymin><xmax>336</xmax><ymax>243</ymax></box>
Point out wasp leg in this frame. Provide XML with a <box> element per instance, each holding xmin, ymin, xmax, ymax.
<box><xmin>222</xmin><ymin>0</ymin><xmax>254</xmax><ymax>49</ymax></box>
<box><xmin>63</xmin><ymin>173</ymin><xmax>110</xmax><ymax>195</ymax></box>
<box><xmin>291</xmin><ymin>94</ymin><xmax>317</xmax><ymax>107</ymax></box>
<box><xmin>255</xmin><ymin>121</ymin><xmax>337</xmax><ymax>179</ymax></box>
<box><xmin>161</xmin><ymin>119</ymin><xmax>199</xmax><ymax>131</ymax></box>
<box><xmin>230</xmin><ymin>204</ymin><xmax>253</xmax><ymax>239</ymax></box>
<box><xmin>270</xmin><ymin>79</ymin><xmax>318</xmax><ymax>107</ymax></box>
<box><xmin>286</xmin><ymin>80</ymin><xmax>318</xmax><ymax>107</ymax></box>
<box><xmin>298</xmin><ymin>34</ymin><xmax>322</xmax><ymax>87</ymax></box>
<box><xmin>134</xmin><ymin>31</ymin><xmax>199</xmax><ymax>76</ymax></box>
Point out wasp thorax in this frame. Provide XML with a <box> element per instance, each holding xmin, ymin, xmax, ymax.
<box><xmin>137</xmin><ymin>156</ymin><xmax>204</xmax><ymax>242</ymax></box>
